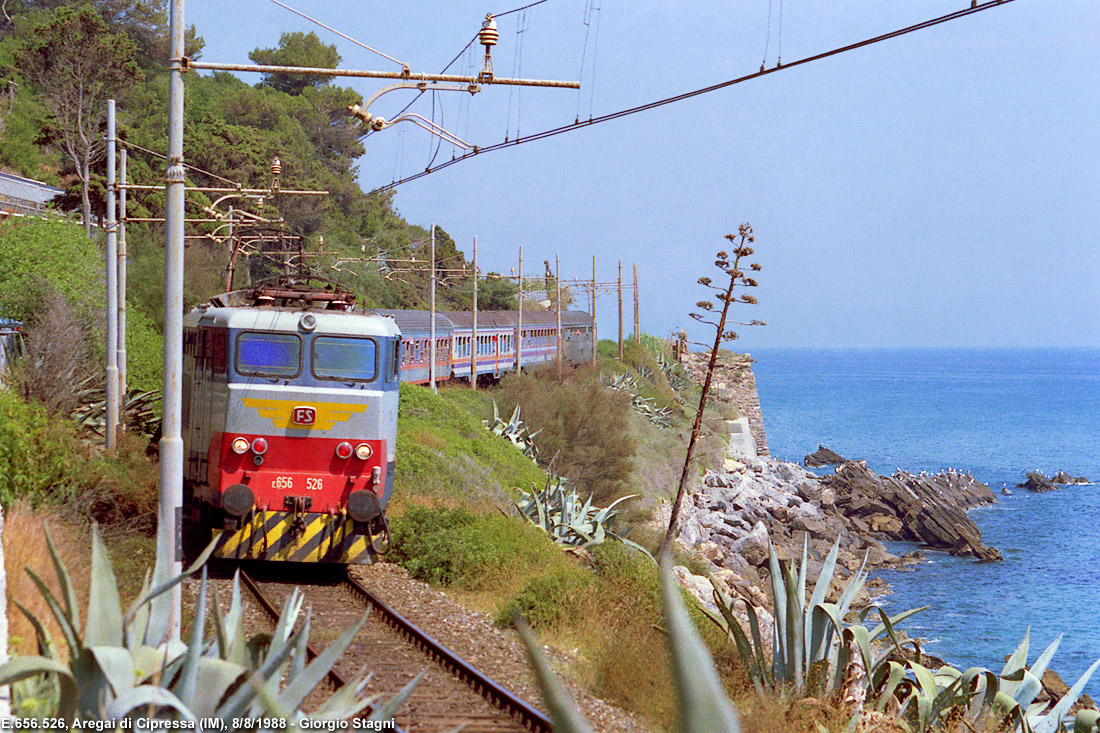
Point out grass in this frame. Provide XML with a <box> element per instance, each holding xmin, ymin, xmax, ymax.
<box><xmin>3</xmin><ymin>502</ymin><xmax>89</xmax><ymax>659</ymax></box>
<box><xmin>392</xmin><ymin>383</ymin><xmax>546</xmax><ymax>511</ymax></box>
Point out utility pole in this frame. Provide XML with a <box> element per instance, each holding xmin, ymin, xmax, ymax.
<box><xmin>591</xmin><ymin>256</ymin><xmax>597</xmax><ymax>365</ymax></box>
<box><xmin>105</xmin><ymin>99</ymin><xmax>119</xmax><ymax>451</ymax></box>
<box><xmin>556</xmin><ymin>253</ymin><xmax>562</xmax><ymax>380</ymax></box>
<box><xmin>517</xmin><ymin>245</ymin><xmax>523</xmax><ymax>374</ymax></box>
<box><xmin>118</xmin><ymin>149</ymin><xmax>128</xmax><ymax>396</ymax></box>
<box><xmin>633</xmin><ymin>263</ymin><xmax>640</xmax><ymax>342</ymax></box>
<box><xmin>429</xmin><ymin>224</ymin><xmax>437</xmax><ymax>393</ymax></box>
<box><xmin>160</xmin><ymin>0</ymin><xmax>186</xmax><ymax>640</ymax></box>
<box><xmin>471</xmin><ymin>235</ymin><xmax>478</xmax><ymax>390</ymax></box>
<box><xmin>617</xmin><ymin>260</ymin><xmax>624</xmax><ymax>360</ymax></box>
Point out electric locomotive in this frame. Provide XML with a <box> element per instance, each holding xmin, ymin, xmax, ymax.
<box><xmin>182</xmin><ymin>280</ymin><xmax>399</xmax><ymax>564</ymax></box>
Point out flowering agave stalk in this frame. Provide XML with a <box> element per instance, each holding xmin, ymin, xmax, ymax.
<box><xmin>0</xmin><ymin>524</ymin><xmax>419</xmax><ymax>725</ymax></box>
<box><xmin>662</xmin><ymin>224</ymin><xmax>764</xmax><ymax>553</ymax></box>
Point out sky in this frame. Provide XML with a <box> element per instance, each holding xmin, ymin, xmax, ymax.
<box><xmin>184</xmin><ymin>1</ymin><xmax>1100</xmax><ymax>349</ymax></box>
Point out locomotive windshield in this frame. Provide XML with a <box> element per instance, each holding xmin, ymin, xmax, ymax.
<box><xmin>312</xmin><ymin>336</ymin><xmax>377</xmax><ymax>382</ymax></box>
<box><xmin>236</xmin><ymin>332</ymin><xmax>301</xmax><ymax>377</ymax></box>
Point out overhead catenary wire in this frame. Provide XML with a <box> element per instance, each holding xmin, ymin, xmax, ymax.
<box><xmin>116</xmin><ymin>138</ymin><xmax>242</xmax><ymax>186</ymax></box>
<box><xmin>266</xmin><ymin>0</ymin><xmax>406</xmax><ymax>69</ymax></box>
<box><xmin>363</xmin><ymin>0</ymin><xmax>1016</xmax><ymax>196</ymax></box>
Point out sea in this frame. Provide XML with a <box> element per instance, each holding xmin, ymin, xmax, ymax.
<box><xmin>750</xmin><ymin>347</ymin><xmax>1100</xmax><ymax>694</ymax></box>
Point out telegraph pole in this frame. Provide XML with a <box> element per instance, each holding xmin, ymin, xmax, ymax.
<box><xmin>471</xmin><ymin>235</ymin><xmax>478</xmax><ymax>390</ymax></box>
<box><xmin>160</xmin><ymin>0</ymin><xmax>186</xmax><ymax>640</ymax></box>
<box><xmin>105</xmin><ymin>99</ymin><xmax>120</xmax><ymax>451</ymax></box>
<box><xmin>556</xmin><ymin>253</ymin><xmax>562</xmax><ymax>380</ymax></box>
<box><xmin>429</xmin><ymin>224</ymin><xmax>437</xmax><ymax>393</ymax></box>
<box><xmin>517</xmin><ymin>245</ymin><xmax>523</xmax><ymax>373</ymax></box>
<box><xmin>591</xmin><ymin>255</ymin><xmax>597</xmax><ymax>365</ymax></box>
<box><xmin>118</xmin><ymin>149</ymin><xmax>128</xmax><ymax>395</ymax></box>
<box><xmin>617</xmin><ymin>261</ymin><xmax>623</xmax><ymax>360</ymax></box>
<box><xmin>633</xmin><ymin>263</ymin><xmax>640</xmax><ymax>342</ymax></box>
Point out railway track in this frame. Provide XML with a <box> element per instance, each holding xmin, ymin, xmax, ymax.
<box><xmin>239</xmin><ymin>568</ymin><xmax>553</xmax><ymax>733</ymax></box>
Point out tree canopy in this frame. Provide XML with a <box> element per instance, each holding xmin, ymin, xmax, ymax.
<box><xmin>249</xmin><ymin>31</ymin><xmax>340</xmax><ymax>95</ymax></box>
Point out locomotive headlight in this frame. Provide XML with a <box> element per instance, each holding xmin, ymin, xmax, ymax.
<box><xmin>251</xmin><ymin>437</ymin><xmax>269</xmax><ymax>455</ymax></box>
<box><xmin>355</xmin><ymin>443</ymin><xmax>372</xmax><ymax>460</ymax></box>
<box><xmin>231</xmin><ymin>437</ymin><xmax>250</xmax><ymax>455</ymax></box>
<box><xmin>335</xmin><ymin>441</ymin><xmax>353</xmax><ymax>459</ymax></box>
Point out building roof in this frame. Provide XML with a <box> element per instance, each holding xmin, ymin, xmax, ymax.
<box><xmin>0</xmin><ymin>172</ymin><xmax>62</xmax><ymax>209</ymax></box>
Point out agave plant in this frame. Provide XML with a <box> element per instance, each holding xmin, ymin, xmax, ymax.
<box><xmin>516</xmin><ymin>554</ymin><xmax>741</xmax><ymax>732</ymax></box>
<box><xmin>483</xmin><ymin>400</ymin><xmax>541</xmax><ymax>461</ymax></box>
<box><xmin>704</xmin><ymin>536</ymin><xmax>926</xmax><ymax>700</ymax></box>
<box><xmin>877</xmin><ymin>630</ymin><xmax>1100</xmax><ymax>733</ymax></box>
<box><xmin>0</xmin><ymin>524</ymin><xmax>418</xmax><ymax>725</ymax></box>
<box><xmin>604</xmin><ymin>372</ymin><xmax>675</xmax><ymax>427</ymax></box>
<box><xmin>514</xmin><ymin>476</ymin><xmax>652</xmax><ymax>559</ymax></box>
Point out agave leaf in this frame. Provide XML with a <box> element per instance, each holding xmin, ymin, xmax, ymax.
<box><xmin>25</xmin><ymin>567</ymin><xmax>81</xmax><ymax>659</ymax></box>
<box><xmin>13</xmin><ymin>598</ymin><xmax>57</xmax><ymax>659</ymax></box>
<box><xmin>131</xmin><ymin>537</ymin><xmax>217</xmax><ymax>645</ymax></box>
<box><xmin>659</xmin><ymin>557</ymin><xmax>742</xmax><ymax>732</ymax></box>
<box><xmin>278</xmin><ymin>613</ymin><xmax>368</xmax><ymax>711</ymax></box>
<box><xmin>211</xmin><ymin>582</ymin><xmax>230</xmax><ymax>659</ymax></box>
<box><xmin>45</xmin><ymin>527</ymin><xmax>80</xmax><ymax>631</ymax></box>
<box><xmin>1028</xmin><ymin>633</ymin><xmax>1064</xmax><ymax>687</ymax></box>
<box><xmin>767</xmin><ymin>541</ymin><xmax>787</xmax><ymax>678</ymax></box>
<box><xmin>0</xmin><ymin>655</ymin><xmax>78</xmax><ymax>722</ymax></box>
<box><xmin>86</xmin><ymin>523</ymin><xmax>124</xmax><ymax>647</ymax></box>
<box><xmin>1000</xmin><ymin>628</ymin><xmax>1032</xmax><ymax>688</ymax></box>
<box><xmin>806</xmin><ymin>538</ymin><xmax>841</xmax><ymax>661</ymax></box>
<box><xmin>782</xmin><ymin>560</ymin><xmax>803</xmax><ymax>688</ymax></box>
<box><xmin>1013</xmin><ymin>669</ymin><xmax>1044</xmax><ymax>707</ymax></box>
<box><xmin>126</xmin><ymin>570</ymin><xmax>153</xmax><ymax>649</ymax></box>
<box><xmin>515</xmin><ymin>615</ymin><xmax>595</xmax><ymax>733</ymax></box>
<box><xmin>873</xmin><ymin>661</ymin><xmax>907</xmax><ymax>713</ymax></box>
<box><xmin>176</xmin><ymin>567</ymin><xmax>208</xmax><ymax>709</ymax></box>
<box><xmin>366</xmin><ymin>670</ymin><xmax>425</xmax><ymax>724</ymax></box>
<box><xmin>866</xmin><ymin>605</ymin><xmax>930</xmax><ymax>644</ymax></box>
<box><xmin>105</xmin><ymin>682</ymin><xmax>200</xmax><ymax>721</ymax></box>
<box><xmin>1073</xmin><ymin>709</ymin><xmax>1100</xmax><ymax>733</ymax></box>
<box><xmin>187</xmin><ymin>659</ymin><xmax>248</xmax><ymax>718</ymax></box>
<box><xmin>88</xmin><ymin>645</ymin><xmax>137</xmax><ymax>698</ymax></box>
<box><xmin>213</xmin><ymin>624</ymin><xmax>303</xmax><ymax>720</ymax></box>
<box><xmin>1031</xmin><ymin>657</ymin><xmax>1100</xmax><ymax>733</ymax></box>
<box><xmin>270</xmin><ymin>587</ymin><xmax>306</xmax><ymax>654</ymax></box>
<box><xmin>909</xmin><ymin>661</ymin><xmax>938</xmax><ymax>700</ymax></box>
<box><xmin>312</xmin><ymin>678</ymin><xmax>376</xmax><ymax>720</ymax></box>
<box><xmin>708</xmin><ymin>581</ymin><xmax>765</xmax><ymax>695</ymax></box>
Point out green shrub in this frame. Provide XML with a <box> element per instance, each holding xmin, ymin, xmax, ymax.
<box><xmin>389</xmin><ymin>505</ymin><xmax>561</xmax><ymax>590</ymax></box>
<box><xmin>0</xmin><ymin>389</ymin><xmax>84</xmax><ymax>507</ymax></box>
<box><xmin>498</xmin><ymin>367</ymin><xmax>635</xmax><ymax>504</ymax></box>
<box><xmin>496</xmin><ymin>565</ymin><xmax>594</xmax><ymax>629</ymax></box>
<box><xmin>0</xmin><ymin>219</ymin><xmax>102</xmax><ymax>324</ymax></box>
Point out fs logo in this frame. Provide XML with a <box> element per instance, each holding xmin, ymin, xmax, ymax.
<box><xmin>292</xmin><ymin>406</ymin><xmax>316</xmax><ymax>426</ymax></box>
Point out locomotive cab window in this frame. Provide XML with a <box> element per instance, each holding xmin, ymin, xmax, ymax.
<box><xmin>312</xmin><ymin>336</ymin><xmax>377</xmax><ymax>382</ymax></box>
<box><xmin>236</xmin><ymin>332</ymin><xmax>301</xmax><ymax>378</ymax></box>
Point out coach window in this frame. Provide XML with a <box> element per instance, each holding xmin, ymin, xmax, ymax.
<box><xmin>236</xmin><ymin>332</ymin><xmax>301</xmax><ymax>378</ymax></box>
<box><xmin>313</xmin><ymin>336</ymin><xmax>377</xmax><ymax>382</ymax></box>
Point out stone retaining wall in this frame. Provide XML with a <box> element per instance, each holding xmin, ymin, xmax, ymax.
<box><xmin>681</xmin><ymin>352</ymin><xmax>769</xmax><ymax>457</ymax></box>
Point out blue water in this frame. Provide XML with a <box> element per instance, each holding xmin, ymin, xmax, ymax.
<box><xmin>751</xmin><ymin>347</ymin><xmax>1100</xmax><ymax>692</ymax></box>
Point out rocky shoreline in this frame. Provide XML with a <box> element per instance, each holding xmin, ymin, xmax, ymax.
<box><xmin>671</xmin><ymin>451</ymin><xmax>1001</xmax><ymax>604</ymax></box>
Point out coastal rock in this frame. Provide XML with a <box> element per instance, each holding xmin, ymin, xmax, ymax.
<box><xmin>824</xmin><ymin>461</ymin><xmax>1002</xmax><ymax>561</ymax></box>
<box><xmin>1017</xmin><ymin>471</ymin><xmax>1057</xmax><ymax>492</ymax></box>
<box><xmin>804</xmin><ymin>445</ymin><xmax>848</xmax><ymax>467</ymax></box>
<box><xmin>1052</xmin><ymin>471</ymin><xmax>1090</xmax><ymax>485</ymax></box>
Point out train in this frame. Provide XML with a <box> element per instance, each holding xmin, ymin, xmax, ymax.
<box><xmin>182</xmin><ymin>279</ymin><xmax>594</xmax><ymax>564</ymax></box>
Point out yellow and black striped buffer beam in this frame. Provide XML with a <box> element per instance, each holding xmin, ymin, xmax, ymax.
<box><xmin>212</xmin><ymin>511</ymin><xmax>375</xmax><ymax>564</ymax></box>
